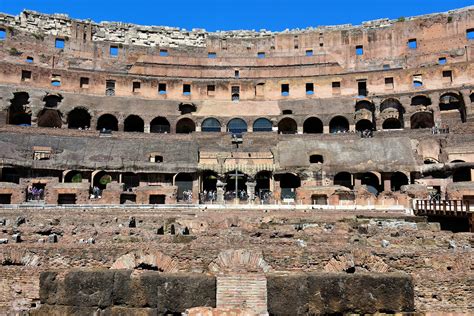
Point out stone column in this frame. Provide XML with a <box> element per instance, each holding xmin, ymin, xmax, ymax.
<box><xmin>246</xmin><ymin>180</ymin><xmax>256</xmax><ymax>203</ymax></box>
<box><xmin>323</xmin><ymin>125</ymin><xmax>330</xmax><ymax>134</ymax></box>
<box><xmin>216</xmin><ymin>180</ymin><xmax>225</xmax><ymax>204</ymax></box>
<box><xmin>144</xmin><ymin>123</ymin><xmax>150</xmax><ymax>133</ymax></box>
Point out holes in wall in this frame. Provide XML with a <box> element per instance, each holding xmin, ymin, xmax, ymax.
<box><xmin>51</xmin><ymin>74</ymin><xmax>61</xmax><ymax>87</ymax></box>
<box><xmin>332</xmin><ymin>81</ymin><xmax>341</xmax><ymax>94</ymax></box>
<box><xmin>385</xmin><ymin>77</ymin><xmax>394</xmax><ymax>90</ymax></box>
<box><xmin>306</xmin><ymin>83</ymin><xmax>314</xmax><ymax>95</ymax></box>
<box><xmin>159</xmin><ymin>49</ymin><xmax>169</xmax><ymax>57</ymax></box>
<box><xmin>0</xmin><ymin>28</ymin><xmax>6</xmax><ymax>40</ymax></box>
<box><xmin>80</xmin><ymin>77</ymin><xmax>89</xmax><ymax>89</ymax></box>
<box><xmin>55</xmin><ymin>38</ymin><xmax>65</xmax><ymax>49</ymax></box>
<box><xmin>466</xmin><ymin>29</ymin><xmax>474</xmax><ymax>40</ymax></box>
<box><xmin>207</xmin><ymin>84</ymin><xmax>215</xmax><ymax>96</ymax></box>
<box><xmin>438</xmin><ymin>57</ymin><xmax>447</xmax><ymax>65</ymax></box>
<box><xmin>281</xmin><ymin>84</ymin><xmax>289</xmax><ymax>96</ymax></box>
<box><xmin>305</xmin><ymin>49</ymin><xmax>313</xmax><ymax>56</ymax></box>
<box><xmin>21</xmin><ymin>70</ymin><xmax>31</xmax><ymax>82</ymax></box>
<box><xmin>109</xmin><ymin>45</ymin><xmax>118</xmax><ymax>57</ymax></box>
<box><xmin>208</xmin><ymin>52</ymin><xmax>216</xmax><ymax>58</ymax></box>
<box><xmin>26</xmin><ymin>56</ymin><xmax>34</xmax><ymax>63</ymax></box>
<box><xmin>183</xmin><ymin>84</ymin><xmax>191</xmax><ymax>96</ymax></box>
<box><xmin>231</xmin><ymin>86</ymin><xmax>240</xmax><ymax>102</ymax></box>
<box><xmin>158</xmin><ymin>83</ymin><xmax>167</xmax><ymax>95</ymax></box>
<box><xmin>413</xmin><ymin>74</ymin><xmax>423</xmax><ymax>88</ymax></box>
<box><xmin>357</xmin><ymin>80</ymin><xmax>367</xmax><ymax>97</ymax></box>
<box><xmin>310</xmin><ymin>155</ymin><xmax>324</xmax><ymax>164</ymax></box>
<box><xmin>257</xmin><ymin>52</ymin><xmax>265</xmax><ymax>58</ymax></box>
<box><xmin>106</xmin><ymin>80</ymin><xmax>115</xmax><ymax>96</ymax></box>
<box><xmin>355</xmin><ymin>45</ymin><xmax>364</xmax><ymax>56</ymax></box>
<box><xmin>132</xmin><ymin>81</ymin><xmax>141</xmax><ymax>93</ymax></box>
<box><xmin>234</xmin><ymin>70</ymin><xmax>240</xmax><ymax>78</ymax></box>
<box><xmin>383</xmin><ymin>64</ymin><xmax>390</xmax><ymax>70</ymax></box>
<box><xmin>408</xmin><ymin>38</ymin><xmax>417</xmax><ymax>49</ymax></box>
<box><xmin>442</xmin><ymin>70</ymin><xmax>453</xmax><ymax>83</ymax></box>
<box><xmin>255</xmin><ymin>83</ymin><xmax>265</xmax><ymax>96</ymax></box>
<box><xmin>282</xmin><ymin>110</ymin><xmax>293</xmax><ymax>115</ymax></box>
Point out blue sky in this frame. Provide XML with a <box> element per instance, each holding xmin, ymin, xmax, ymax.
<box><xmin>1</xmin><ymin>0</ymin><xmax>473</xmax><ymax>31</ymax></box>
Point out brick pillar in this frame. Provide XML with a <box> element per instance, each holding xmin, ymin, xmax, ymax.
<box><xmin>216</xmin><ymin>274</ymin><xmax>267</xmax><ymax>314</ymax></box>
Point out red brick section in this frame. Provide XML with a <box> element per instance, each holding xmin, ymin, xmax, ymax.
<box><xmin>216</xmin><ymin>274</ymin><xmax>267</xmax><ymax>315</ymax></box>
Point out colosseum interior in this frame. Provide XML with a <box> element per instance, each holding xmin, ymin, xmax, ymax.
<box><xmin>0</xmin><ymin>6</ymin><xmax>473</xmax><ymax>316</ymax></box>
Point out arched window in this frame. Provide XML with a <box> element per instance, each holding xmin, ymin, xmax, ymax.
<box><xmin>43</xmin><ymin>94</ymin><xmax>62</xmax><ymax>108</ymax></box>
<box><xmin>382</xmin><ymin>118</ymin><xmax>402</xmax><ymax>130</ymax></box>
<box><xmin>253</xmin><ymin>118</ymin><xmax>273</xmax><ymax>132</ymax></box>
<box><xmin>175</xmin><ymin>173</ymin><xmax>193</xmax><ymax>201</ymax></box>
<box><xmin>67</xmin><ymin>108</ymin><xmax>91</xmax><ymax>129</ymax></box>
<box><xmin>176</xmin><ymin>118</ymin><xmax>196</xmax><ymax>134</ymax></box>
<box><xmin>411</xmin><ymin>95</ymin><xmax>431</xmax><ymax>106</ymax></box>
<box><xmin>227</xmin><ymin>118</ymin><xmax>247</xmax><ymax>134</ymax></box>
<box><xmin>150</xmin><ymin>117</ymin><xmax>170</xmax><ymax>133</ymax></box>
<box><xmin>277</xmin><ymin>173</ymin><xmax>301</xmax><ymax>200</ymax></box>
<box><xmin>410</xmin><ymin>112</ymin><xmax>434</xmax><ymax>129</ymax></box>
<box><xmin>391</xmin><ymin>172</ymin><xmax>409</xmax><ymax>191</ymax></box>
<box><xmin>329</xmin><ymin>116</ymin><xmax>349</xmax><ymax>133</ymax></box>
<box><xmin>278</xmin><ymin>118</ymin><xmax>297</xmax><ymax>134</ymax></box>
<box><xmin>309</xmin><ymin>155</ymin><xmax>324</xmax><ymax>164</ymax></box>
<box><xmin>124</xmin><ymin>115</ymin><xmax>144</xmax><ymax>132</ymax></box>
<box><xmin>359</xmin><ymin>172</ymin><xmax>380</xmax><ymax>195</ymax></box>
<box><xmin>439</xmin><ymin>93</ymin><xmax>466</xmax><ymax>122</ymax></box>
<box><xmin>201</xmin><ymin>118</ymin><xmax>221</xmax><ymax>132</ymax></box>
<box><xmin>355</xmin><ymin>119</ymin><xmax>373</xmax><ymax>132</ymax></box>
<box><xmin>96</xmin><ymin>114</ymin><xmax>118</xmax><ymax>131</ymax></box>
<box><xmin>303</xmin><ymin>117</ymin><xmax>323</xmax><ymax>134</ymax></box>
<box><xmin>355</xmin><ymin>100</ymin><xmax>375</xmax><ymax>112</ymax></box>
<box><xmin>334</xmin><ymin>172</ymin><xmax>352</xmax><ymax>189</ymax></box>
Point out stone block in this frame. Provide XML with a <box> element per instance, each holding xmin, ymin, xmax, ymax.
<box><xmin>267</xmin><ymin>273</ymin><xmax>309</xmax><ymax>315</ymax></box>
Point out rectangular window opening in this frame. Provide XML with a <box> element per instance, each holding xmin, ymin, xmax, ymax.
<box><xmin>109</xmin><ymin>45</ymin><xmax>118</xmax><ymax>57</ymax></box>
<box><xmin>305</xmin><ymin>49</ymin><xmax>313</xmax><ymax>56</ymax></box>
<box><xmin>306</xmin><ymin>83</ymin><xmax>314</xmax><ymax>95</ymax></box>
<box><xmin>158</xmin><ymin>83</ymin><xmax>167</xmax><ymax>95</ymax></box>
<box><xmin>383</xmin><ymin>64</ymin><xmax>390</xmax><ymax>70</ymax></box>
<box><xmin>438</xmin><ymin>57</ymin><xmax>447</xmax><ymax>65</ymax></box>
<box><xmin>208</xmin><ymin>52</ymin><xmax>216</xmax><ymax>58</ymax></box>
<box><xmin>132</xmin><ymin>81</ymin><xmax>141</xmax><ymax>92</ymax></box>
<box><xmin>332</xmin><ymin>81</ymin><xmax>341</xmax><ymax>95</ymax></box>
<box><xmin>21</xmin><ymin>70</ymin><xmax>32</xmax><ymax>82</ymax></box>
<box><xmin>0</xmin><ymin>29</ymin><xmax>6</xmax><ymax>40</ymax></box>
<box><xmin>80</xmin><ymin>77</ymin><xmax>89</xmax><ymax>88</ymax></box>
<box><xmin>408</xmin><ymin>38</ymin><xmax>417</xmax><ymax>49</ymax></box>
<box><xmin>466</xmin><ymin>29</ymin><xmax>474</xmax><ymax>40</ymax></box>
<box><xmin>160</xmin><ymin>49</ymin><xmax>169</xmax><ymax>57</ymax></box>
<box><xmin>257</xmin><ymin>52</ymin><xmax>265</xmax><ymax>58</ymax></box>
<box><xmin>235</xmin><ymin>70</ymin><xmax>240</xmax><ymax>78</ymax></box>
<box><xmin>26</xmin><ymin>56</ymin><xmax>34</xmax><ymax>63</ymax></box>
<box><xmin>55</xmin><ymin>38</ymin><xmax>65</xmax><ymax>49</ymax></box>
<box><xmin>106</xmin><ymin>80</ymin><xmax>116</xmax><ymax>96</ymax></box>
<box><xmin>231</xmin><ymin>86</ymin><xmax>240</xmax><ymax>101</ymax></box>
<box><xmin>358</xmin><ymin>81</ymin><xmax>367</xmax><ymax>97</ymax></box>
<box><xmin>183</xmin><ymin>84</ymin><xmax>191</xmax><ymax>95</ymax></box>
<box><xmin>442</xmin><ymin>70</ymin><xmax>453</xmax><ymax>82</ymax></box>
<box><xmin>281</xmin><ymin>84</ymin><xmax>289</xmax><ymax>96</ymax></box>
<box><xmin>207</xmin><ymin>85</ymin><xmax>215</xmax><ymax>96</ymax></box>
<box><xmin>413</xmin><ymin>74</ymin><xmax>423</xmax><ymax>88</ymax></box>
<box><xmin>51</xmin><ymin>74</ymin><xmax>61</xmax><ymax>87</ymax></box>
<box><xmin>255</xmin><ymin>83</ymin><xmax>265</xmax><ymax>97</ymax></box>
<box><xmin>385</xmin><ymin>77</ymin><xmax>394</xmax><ymax>90</ymax></box>
<box><xmin>355</xmin><ymin>45</ymin><xmax>364</xmax><ymax>56</ymax></box>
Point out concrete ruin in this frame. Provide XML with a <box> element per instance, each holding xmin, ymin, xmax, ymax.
<box><xmin>0</xmin><ymin>6</ymin><xmax>473</xmax><ymax>315</ymax></box>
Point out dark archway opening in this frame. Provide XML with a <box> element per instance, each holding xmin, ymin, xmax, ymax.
<box><xmin>43</xmin><ymin>94</ymin><xmax>62</xmax><ymax>108</ymax></box>
<box><xmin>277</xmin><ymin>173</ymin><xmax>301</xmax><ymax>200</ymax></box>
<box><xmin>334</xmin><ymin>172</ymin><xmax>352</xmax><ymax>189</ymax></box>
<box><xmin>355</xmin><ymin>119</ymin><xmax>373</xmax><ymax>132</ymax></box>
<box><xmin>123</xmin><ymin>172</ymin><xmax>140</xmax><ymax>190</ymax></box>
<box><xmin>179</xmin><ymin>103</ymin><xmax>196</xmax><ymax>115</ymax></box>
<box><xmin>256</xmin><ymin>171</ymin><xmax>272</xmax><ymax>198</ymax></box>
<box><xmin>225</xmin><ymin>170</ymin><xmax>248</xmax><ymax>193</ymax></box>
<box><xmin>303</xmin><ymin>117</ymin><xmax>323</xmax><ymax>134</ymax></box>
<box><xmin>329</xmin><ymin>116</ymin><xmax>349</xmax><ymax>133</ymax></box>
<box><xmin>453</xmin><ymin>167</ymin><xmax>472</xmax><ymax>182</ymax></box>
<box><xmin>37</xmin><ymin>109</ymin><xmax>62</xmax><ymax>128</ymax></box>
<box><xmin>410</xmin><ymin>112</ymin><xmax>434</xmax><ymax>129</ymax></box>
<box><xmin>439</xmin><ymin>93</ymin><xmax>466</xmax><ymax>123</ymax></box>
<box><xmin>176</xmin><ymin>118</ymin><xmax>196</xmax><ymax>134</ymax></box>
<box><xmin>93</xmin><ymin>171</ymin><xmax>112</xmax><ymax>190</ymax></box>
<box><xmin>96</xmin><ymin>114</ymin><xmax>118</xmax><ymax>131</ymax></box>
<box><xmin>278</xmin><ymin>118</ymin><xmax>297</xmax><ymax>134</ymax></box>
<box><xmin>382</xmin><ymin>118</ymin><xmax>402</xmax><ymax>130</ymax></box>
<box><xmin>310</xmin><ymin>155</ymin><xmax>324</xmax><ymax>164</ymax></box>
<box><xmin>1</xmin><ymin>168</ymin><xmax>20</xmax><ymax>184</ymax></box>
<box><xmin>201</xmin><ymin>118</ymin><xmax>221</xmax><ymax>132</ymax></box>
<box><xmin>8</xmin><ymin>92</ymin><xmax>31</xmax><ymax>126</ymax></box>
<box><xmin>391</xmin><ymin>172</ymin><xmax>409</xmax><ymax>191</ymax></box>
<box><xmin>411</xmin><ymin>95</ymin><xmax>432</xmax><ymax>106</ymax></box>
<box><xmin>124</xmin><ymin>115</ymin><xmax>144</xmax><ymax>133</ymax></box>
<box><xmin>359</xmin><ymin>172</ymin><xmax>380</xmax><ymax>195</ymax></box>
<box><xmin>202</xmin><ymin>170</ymin><xmax>218</xmax><ymax>192</ymax></box>
<box><xmin>150</xmin><ymin>117</ymin><xmax>170</xmax><ymax>133</ymax></box>
<box><xmin>64</xmin><ymin>171</ymin><xmax>83</xmax><ymax>183</ymax></box>
<box><xmin>176</xmin><ymin>173</ymin><xmax>193</xmax><ymax>201</ymax></box>
<box><xmin>67</xmin><ymin>108</ymin><xmax>91</xmax><ymax>129</ymax></box>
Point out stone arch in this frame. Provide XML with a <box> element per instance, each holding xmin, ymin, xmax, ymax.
<box><xmin>150</xmin><ymin>116</ymin><xmax>170</xmax><ymax>133</ymax></box>
<box><xmin>96</xmin><ymin>114</ymin><xmax>118</xmax><ymax>131</ymax></box>
<box><xmin>253</xmin><ymin>117</ymin><xmax>273</xmax><ymax>132</ymax></box>
<box><xmin>359</xmin><ymin>172</ymin><xmax>380</xmax><ymax>195</ymax></box>
<box><xmin>67</xmin><ymin>107</ymin><xmax>91</xmax><ymax>129</ymax></box>
<box><xmin>411</xmin><ymin>95</ymin><xmax>432</xmax><ymax>106</ymax></box>
<box><xmin>334</xmin><ymin>172</ymin><xmax>352</xmax><ymax>189</ymax></box>
<box><xmin>439</xmin><ymin>92</ymin><xmax>466</xmax><ymax>123</ymax></box>
<box><xmin>208</xmin><ymin>249</ymin><xmax>271</xmax><ymax>274</ymax></box>
<box><xmin>124</xmin><ymin>115</ymin><xmax>144</xmax><ymax>132</ymax></box>
<box><xmin>7</xmin><ymin>92</ymin><xmax>31</xmax><ymax>125</ymax></box>
<box><xmin>64</xmin><ymin>170</ymin><xmax>83</xmax><ymax>183</ymax></box>
<box><xmin>382</xmin><ymin>118</ymin><xmax>402</xmax><ymax>130</ymax></box>
<box><xmin>355</xmin><ymin>100</ymin><xmax>375</xmax><ymax>112</ymax></box>
<box><xmin>278</xmin><ymin>117</ymin><xmax>297</xmax><ymax>134</ymax></box>
<box><xmin>391</xmin><ymin>172</ymin><xmax>409</xmax><ymax>191</ymax></box>
<box><xmin>410</xmin><ymin>111</ymin><xmax>434</xmax><ymax>129</ymax></box>
<box><xmin>227</xmin><ymin>118</ymin><xmax>248</xmax><ymax>133</ymax></box>
<box><xmin>355</xmin><ymin>119</ymin><xmax>373</xmax><ymax>132</ymax></box>
<box><xmin>451</xmin><ymin>160</ymin><xmax>472</xmax><ymax>182</ymax></box>
<box><xmin>110</xmin><ymin>250</ymin><xmax>178</xmax><ymax>272</ymax></box>
<box><xmin>303</xmin><ymin>117</ymin><xmax>323</xmax><ymax>134</ymax></box>
<box><xmin>329</xmin><ymin>116</ymin><xmax>349</xmax><ymax>133</ymax></box>
<box><xmin>37</xmin><ymin>108</ymin><xmax>63</xmax><ymax>128</ymax></box>
<box><xmin>380</xmin><ymin>98</ymin><xmax>405</xmax><ymax>129</ymax></box>
<box><xmin>380</xmin><ymin>98</ymin><xmax>405</xmax><ymax>113</ymax></box>
<box><xmin>324</xmin><ymin>250</ymin><xmax>389</xmax><ymax>273</ymax></box>
<box><xmin>43</xmin><ymin>94</ymin><xmax>62</xmax><ymax>108</ymax></box>
<box><xmin>176</xmin><ymin>118</ymin><xmax>196</xmax><ymax>134</ymax></box>
<box><xmin>201</xmin><ymin>117</ymin><xmax>221</xmax><ymax>132</ymax></box>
